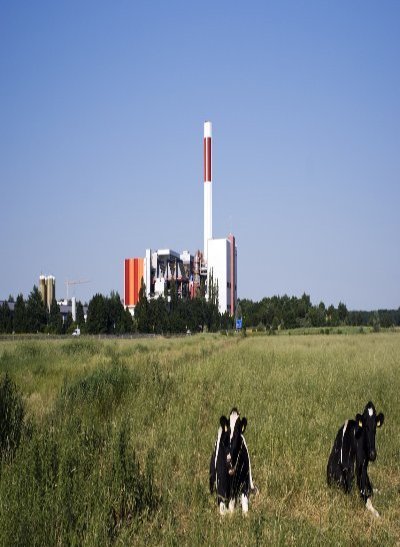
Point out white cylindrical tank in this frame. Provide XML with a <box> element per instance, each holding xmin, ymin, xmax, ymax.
<box><xmin>71</xmin><ymin>296</ymin><xmax>76</xmax><ymax>322</ymax></box>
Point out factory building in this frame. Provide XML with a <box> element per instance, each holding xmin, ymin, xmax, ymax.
<box><xmin>39</xmin><ymin>275</ymin><xmax>56</xmax><ymax>311</ymax></box>
<box><xmin>124</xmin><ymin>122</ymin><xmax>237</xmax><ymax>316</ymax></box>
<box><xmin>207</xmin><ymin>234</ymin><xmax>237</xmax><ymax>315</ymax></box>
<box><xmin>124</xmin><ymin>250</ymin><xmax>193</xmax><ymax>304</ymax></box>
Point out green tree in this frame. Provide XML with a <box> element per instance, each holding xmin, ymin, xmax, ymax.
<box><xmin>148</xmin><ymin>296</ymin><xmax>168</xmax><ymax>334</ymax></box>
<box><xmin>370</xmin><ymin>311</ymin><xmax>381</xmax><ymax>333</ymax></box>
<box><xmin>48</xmin><ymin>299</ymin><xmax>63</xmax><ymax>334</ymax></box>
<box><xmin>121</xmin><ymin>307</ymin><xmax>135</xmax><ymax>333</ymax></box>
<box><xmin>107</xmin><ymin>291</ymin><xmax>133</xmax><ymax>334</ymax></box>
<box><xmin>26</xmin><ymin>286</ymin><xmax>47</xmax><ymax>333</ymax></box>
<box><xmin>327</xmin><ymin>305</ymin><xmax>339</xmax><ymax>326</ymax></box>
<box><xmin>135</xmin><ymin>280</ymin><xmax>149</xmax><ymax>333</ymax></box>
<box><xmin>220</xmin><ymin>311</ymin><xmax>233</xmax><ymax>330</ymax></box>
<box><xmin>63</xmin><ymin>311</ymin><xmax>74</xmax><ymax>334</ymax></box>
<box><xmin>338</xmin><ymin>302</ymin><xmax>348</xmax><ymax>324</ymax></box>
<box><xmin>76</xmin><ymin>301</ymin><xmax>86</xmax><ymax>331</ymax></box>
<box><xmin>0</xmin><ymin>302</ymin><xmax>12</xmax><ymax>333</ymax></box>
<box><xmin>271</xmin><ymin>316</ymin><xmax>280</xmax><ymax>331</ymax></box>
<box><xmin>282</xmin><ymin>297</ymin><xmax>296</xmax><ymax>329</ymax></box>
<box><xmin>306</xmin><ymin>305</ymin><xmax>325</xmax><ymax>327</ymax></box>
<box><xmin>108</xmin><ymin>291</ymin><xmax>123</xmax><ymax>334</ymax></box>
<box><xmin>86</xmin><ymin>294</ymin><xmax>109</xmax><ymax>334</ymax></box>
<box><xmin>168</xmin><ymin>280</ymin><xmax>187</xmax><ymax>333</ymax></box>
<box><xmin>13</xmin><ymin>294</ymin><xmax>27</xmax><ymax>333</ymax></box>
<box><xmin>188</xmin><ymin>296</ymin><xmax>205</xmax><ymax>332</ymax></box>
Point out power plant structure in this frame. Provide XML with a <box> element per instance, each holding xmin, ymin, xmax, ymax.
<box><xmin>124</xmin><ymin>122</ymin><xmax>237</xmax><ymax>316</ymax></box>
<box><xmin>39</xmin><ymin>274</ymin><xmax>56</xmax><ymax>311</ymax></box>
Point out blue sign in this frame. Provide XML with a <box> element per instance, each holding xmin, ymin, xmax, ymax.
<box><xmin>236</xmin><ymin>318</ymin><xmax>242</xmax><ymax>330</ymax></box>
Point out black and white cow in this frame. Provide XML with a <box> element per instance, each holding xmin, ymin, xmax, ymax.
<box><xmin>226</xmin><ymin>407</ymin><xmax>255</xmax><ymax>514</ymax></box>
<box><xmin>209</xmin><ymin>415</ymin><xmax>231</xmax><ymax>514</ymax></box>
<box><xmin>209</xmin><ymin>408</ymin><xmax>256</xmax><ymax>514</ymax></box>
<box><xmin>327</xmin><ymin>401</ymin><xmax>384</xmax><ymax>517</ymax></box>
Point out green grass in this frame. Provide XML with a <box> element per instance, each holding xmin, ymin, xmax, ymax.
<box><xmin>0</xmin><ymin>333</ymin><xmax>399</xmax><ymax>545</ymax></box>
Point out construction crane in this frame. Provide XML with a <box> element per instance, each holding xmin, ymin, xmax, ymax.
<box><xmin>65</xmin><ymin>279</ymin><xmax>91</xmax><ymax>300</ymax></box>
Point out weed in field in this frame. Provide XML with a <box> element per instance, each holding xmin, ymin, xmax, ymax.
<box><xmin>57</xmin><ymin>360</ymin><xmax>139</xmax><ymax>419</ymax></box>
<box><xmin>0</xmin><ymin>373</ymin><xmax>25</xmax><ymax>464</ymax></box>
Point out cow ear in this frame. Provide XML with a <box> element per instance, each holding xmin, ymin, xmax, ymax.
<box><xmin>220</xmin><ymin>416</ymin><xmax>229</xmax><ymax>431</ymax></box>
<box><xmin>356</xmin><ymin>414</ymin><xmax>363</xmax><ymax>428</ymax></box>
<box><xmin>376</xmin><ymin>413</ymin><xmax>384</xmax><ymax>428</ymax></box>
<box><xmin>241</xmin><ymin>417</ymin><xmax>247</xmax><ymax>433</ymax></box>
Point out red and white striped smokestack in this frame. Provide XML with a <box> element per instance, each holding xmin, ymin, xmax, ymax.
<box><xmin>204</xmin><ymin>121</ymin><xmax>212</xmax><ymax>261</ymax></box>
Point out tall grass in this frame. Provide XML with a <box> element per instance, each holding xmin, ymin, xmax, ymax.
<box><xmin>0</xmin><ymin>333</ymin><xmax>399</xmax><ymax>544</ymax></box>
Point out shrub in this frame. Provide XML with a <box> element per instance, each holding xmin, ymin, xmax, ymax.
<box><xmin>0</xmin><ymin>373</ymin><xmax>25</xmax><ymax>462</ymax></box>
<box><xmin>57</xmin><ymin>361</ymin><xmax>138</xmax><ymax>418</ymax></box>
<box><xmin>0</xmin><ymin>418</ymin><xmax>159</xmax><ymax>545</ymax></box>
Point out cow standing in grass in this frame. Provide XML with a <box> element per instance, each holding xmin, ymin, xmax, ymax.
<box><xmin>327</xmin><ymin>401</ymin><xmax>384</xmax><ymax>517</ymax></box>
<box><xmin>209</xmin><ymin>415</ymin><xmax>231</xmax><ymax>515</ymax></box>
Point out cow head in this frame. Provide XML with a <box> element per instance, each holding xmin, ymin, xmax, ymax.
<box><xmin>228</xmin><ymin>407</ymin><xmax>247</xmax><ymax>475</ymax></box>
<box><xmin>356</xmin><ymin>402</ymin><xmax>384</xmax><ymax>462</ymax></box>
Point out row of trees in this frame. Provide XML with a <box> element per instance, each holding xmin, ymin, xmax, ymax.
<box><xmin>0</xmin><ymin>281</ymin><xmax>228</xmax><ymax>335</ymax></box>
<box><xmin>85</xmin><ymin>292</ymin><xmax>134</xmax><ymax>334</ymax></box>
<box><xmin>134</xmin><ymin>279</ymin><xmax>230</xmax><ymax>334</ymax></box>
<box><xmin>1</xmin><ymin>286</ymin><xmax>399</xmax><ymax>336</ymax></box>
<box><xmin>0</xmin><ymin>287</ymin><xmax>71</xmax><ymax>335</ymax></box>
<box><xmin>240</xmin><ymin>293</ymin><xmax>400</xmax><ymax>330</ymax></box>
<box><xmin>0</xmin><ymin>287</ymin><xmax>134</xmax><ymax>335</ymax></box>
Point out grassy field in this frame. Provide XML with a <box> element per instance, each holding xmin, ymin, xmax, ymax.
<box><xmin>0</xmin><ymin>332</ymin><xmax>399</xmax><ymax>545</ymax></box>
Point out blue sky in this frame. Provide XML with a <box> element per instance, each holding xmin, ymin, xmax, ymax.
<box><xmin>1</xmin><ymin>1</ymin><xmax>399</xmax><ymax>310</ymax></box>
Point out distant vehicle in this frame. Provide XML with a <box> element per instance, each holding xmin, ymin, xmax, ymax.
<box><xmin>72</xmin><ymin>327</ymin><xmax>81</xmax><ymax>336</ymax></box>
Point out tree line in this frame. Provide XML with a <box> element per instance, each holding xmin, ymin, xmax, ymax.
<box><xmin>134</xmin><ymin>278</ymin><xmax>231</xmax><ymax>334</ymax></box>
<box><xmin>0</xmin><ymin>287</ymin><xmax>134</xmax><ymax>335</ymax></box>
<box><xmin>0</xmin><ymin>280</ymin><xmax>230</xmax><ymax>335</ymax></box>
<box><xmin>240</xmin><ymin>293</ymin><xmax>400</xmax><ymax>330</ymax></box>
<box><xmin>1</xmin><ymin>286</ymin><xmax>399</xmax><ymax>336</ymax></box>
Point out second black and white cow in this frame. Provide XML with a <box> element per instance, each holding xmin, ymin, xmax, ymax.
<box><xmin>327</xmin><ymin>401</ymin><xmax>384</xmax><ymax>517</ymax></box>
<box><xmin>227</xmin><ymin>407</ymin><xmax>255</xmax><ymax>514</ymax></box>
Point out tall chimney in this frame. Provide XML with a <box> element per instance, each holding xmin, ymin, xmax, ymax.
<box><xmin>204</xmin><ymin>121</ymin><xmax>212</xmax><ymax>261</ymax></box>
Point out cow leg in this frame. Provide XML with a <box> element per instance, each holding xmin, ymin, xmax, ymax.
<box><xmin>241</xmin><ymin>493</ymin><xmax>249</xmax><ymax>514</ymax></box>
<box><xmin>209</xmin><ymin>452</ymin><xmax>216</xmax><ymax>494</ymax></box>
<box><xmin>363</xmin><ymin>471</ymin><xmax>379</xmax><ymax>516</ymax></box>
<box><xmin>366</xmin><ymin>497</ymin><xmax>380</xmax><ymax>518</ymax></box>
<box><xmin>339</xmin><ymin>425</ymin><xmax>355</xmax><ymax>493</ymax></box>
<box><xmin>327</xmin><ymin>444</ymin><xmax>345</xmax><ymax>489</ymax></box>
<box><xmin>343</xmin><ymin>463</ymin><xmax>354</xmax><ymax>493</ymax></box>
<box><xmin>228</xmin><ymin>498</ymin><xmax>235</xmax><ymax>513</ymax></box>
<box><xmin>219</xmin><ymin>501</ymin><xmax>227</xmax><ymax>515</ymax></box>
<box><xmin>356</xmin><ymin>461</ymin><xmax>364</xmax><ymax>500</ymax></box>
<box><xmin>365</xmin><ymin>472</ymin><xmax>373</xmax><ymax>498</ymax></box>
<box><xmin>242</xmin><ymin>436</ymin><xmax>256</xmax><ymax>492</ymax></box>
<box><xmin>357</xmin><ymin>460</ymin><xmax>374</xmax><ymax>504</ymax></box>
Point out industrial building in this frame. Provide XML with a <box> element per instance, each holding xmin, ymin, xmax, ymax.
<box><xmin>124</xmin><ymin>122</ymin><xmax>237</xmax><ymax>316</ymax></box>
